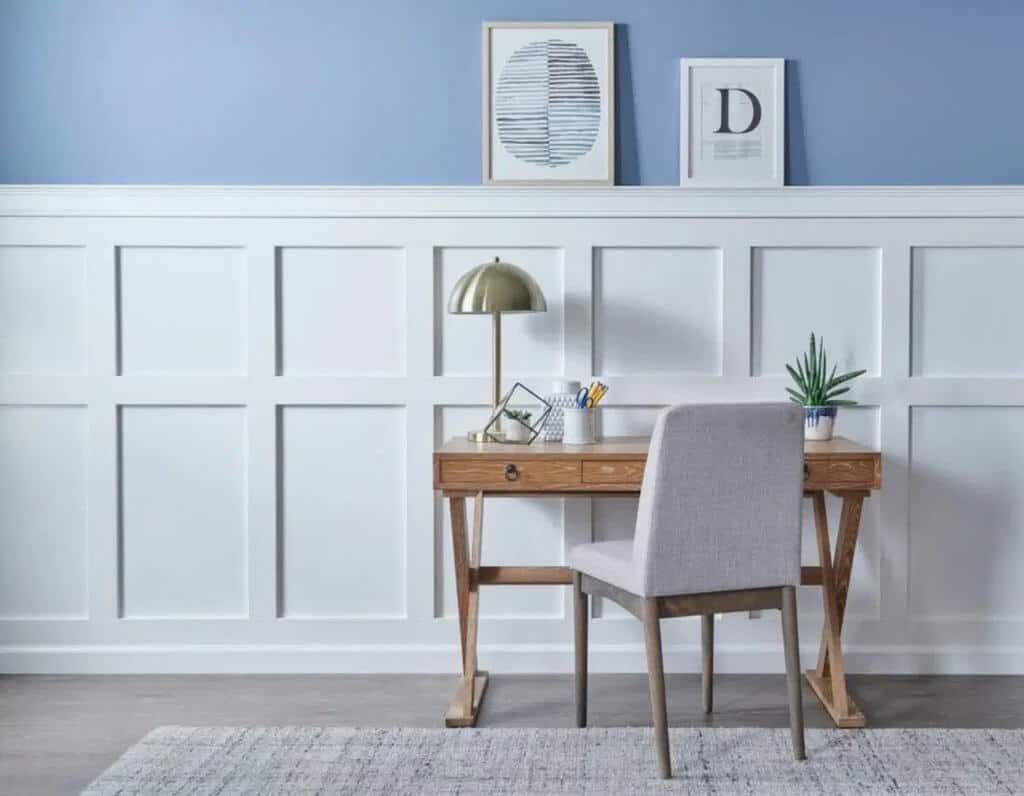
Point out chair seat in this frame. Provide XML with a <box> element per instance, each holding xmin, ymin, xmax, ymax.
<box><xmin>568</xmin><ymin>540</ymin><xmax>637</xmax><ymax>594</ymax></box>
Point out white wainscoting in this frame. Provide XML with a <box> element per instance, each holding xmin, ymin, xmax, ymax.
<box><xmin>2</xmin><ymin>186</ymin><xmax>1024</xmax><ymax>674</ymax></box>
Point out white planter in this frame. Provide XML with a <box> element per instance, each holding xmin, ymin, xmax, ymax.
<box><xmin>804</xmin><ymin>406</ymin><xmax>837</xmax><ymax>441</ymax></box>
<box><xmin>503</xmin><ymin>420</ymin><xmax>531</xmax><ymax>443</ymax></box>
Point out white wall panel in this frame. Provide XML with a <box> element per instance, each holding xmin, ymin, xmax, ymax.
<box><xmin>909</xmin><ymin>407</ymin><xmax>1024</xmax><ymax>620</ymax></box>
<box><xmin>436</xmin><ymin>248</ymin><xmax>563</xmax><ymax>377</ymax></box>
<box><xmin>118</xmin><ymin>247</ymin><xmax>245</xmax><ymax>374</ymax></box>
<box><xmin>0</xmin><ymin>406</ymin><xmax>87</xmax><ymax>618</ymax></box>
<box><xmin>1</xmin><ymin>186</ymin><xmax>1022</xmax><ymax>674</ymax></box>
<box><xmin>436</xmin><ymin>407</ymin><xmax>563</xmax><ymax>618</ymax></box>
<box><xmin>752</xmin><ymin>247</ymin><xmax>881</xmax><ymax>377</ymax></box>
<box><xmin>594</xmin><ymin>247</ymin><xmax>722</xmax><ymax>375</ymax></box>
<box><xmin>0</xmin><ymin>246</ymin><xmax>85</xmax><ymax>374</ymax></box>
<box><xmin>280</xmin><ymin>406</ymin><xmax>406</xmax><ymax>617</ymax></box>
<box><xmin>120</xmin><ymin>406</ymin><xmax>248</xmax><ymax>618</ymax></box>
<box><xmin>597</xmin><ymin>405</ymin><xmax>664</xmax><ymax>438</ymax></box>
<box><xmin>912</xmin><ymin>247</ymin><xmax>1024</xmax><ymax>376</ymax></box>
<box><xmin>278</xmin><ymin>248</ymin><xmax>405</xmax><ymax>376</ymax></box>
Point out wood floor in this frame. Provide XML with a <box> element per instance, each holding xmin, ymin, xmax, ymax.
<box><xmin>3</xmin><ymin>674</ymin><xmax>1024</xmax><ymax>794</ymax></box>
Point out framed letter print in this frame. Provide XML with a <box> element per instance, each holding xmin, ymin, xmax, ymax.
<box><xmin>680</xmin><ymin>58</ymin><xmax>785</xmax><ymax>187</ymax></box>
<box><xmin>483</xmin><ymin>21</ymin><xmax>615</xmax><ymax>185</ymax></box>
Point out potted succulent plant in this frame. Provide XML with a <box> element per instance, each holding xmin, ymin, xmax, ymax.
<box><xmin>502</xmin><ymin>409</ymin><xmax>533</xmax><ymax>442</ymax></box>
<box><xmin>786</xmin><ymin>333</ymin><xmax>866</xmax><ymax>441</ymax></box>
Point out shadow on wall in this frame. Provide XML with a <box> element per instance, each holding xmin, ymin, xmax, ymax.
<box><xmin>615</xmin><ymin>25</ymin><xmax>639</xmax><ymax>185</ymax></box>
<box><xmin>786</xmin><ymin>61</ymin><xmax>809</xmax><ymax>185</ymax></box>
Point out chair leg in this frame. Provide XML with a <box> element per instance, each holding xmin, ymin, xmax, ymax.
<box><xmin>573</xmin><ymin>572</ymin><xmax>588</xmax><ymax>728</ymax></box>
<box><xmin>702</xmin><ymin>613</ymin><xmax>714</xmax><ymax>714</ymax></box>
<box><xmin>642</xmin><ymin>598</ymin><xmax>671</xmax><ymax>779</ymax></box>
<box><xmin>781</xmin><ymin>585</ymin><xmax>806</xmax><ymax>760</ymax></box>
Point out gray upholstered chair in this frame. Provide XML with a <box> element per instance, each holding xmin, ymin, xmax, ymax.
<box><xmin>569</xmin><ymin>403</ymin><xmax>806</xmax><ymax>779</ymax></box>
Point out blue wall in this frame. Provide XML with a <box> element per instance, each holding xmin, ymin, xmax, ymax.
<box><xmin>2</xmin><ymin>0</ymin><xmax>1021</xmax><ymax>185</ymax></box>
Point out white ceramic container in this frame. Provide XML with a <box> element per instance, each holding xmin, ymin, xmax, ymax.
<box><xmin>503</xmin><ymin>419</ymin><xmax>531</xmax><ymax>443</ymax></box>
<box><xmin>563</xmin><ymin>407</ymin><xmax>597</xmax><ymax>445</ymax></box>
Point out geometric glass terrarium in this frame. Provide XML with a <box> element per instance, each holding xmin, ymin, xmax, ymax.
<box><xmin>480</xmin><ymin>381</ymin><xmax>552</xmax><ymax>444</ymax></box>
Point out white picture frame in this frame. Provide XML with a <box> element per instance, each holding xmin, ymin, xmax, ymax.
<box><xmin>680</xmin><ymin>58</ymin><xmax>785</xmax><ymax>187</ymax></box>
<box><xmin>482</xmin><ymin>21</ymin><xmax>615</xmax><ymax>185</ymax></box>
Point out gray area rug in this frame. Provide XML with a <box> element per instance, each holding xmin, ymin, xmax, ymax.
<box><xmin>83</xmin><ymin>726</ymin><xmax>1024</xmax><ymax>795</ymax></box>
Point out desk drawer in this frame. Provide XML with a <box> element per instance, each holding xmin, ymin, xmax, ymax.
<box><xmin>581</xmin><ymin>460</ymin><xmax>645</xmax><ymax>487</ymax></box>
<box><xmin>804</xmin><ymin>457</ymin><xmax>880</xmax><ymax>490</ymax></box>
<box><xmin>438</xmin><ymin>458</ymin><xmax>581</xmax><ymax>491</ymax></box>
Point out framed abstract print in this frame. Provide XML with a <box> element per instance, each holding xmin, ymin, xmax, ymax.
<box><xmin>483</xmin><ymin>21</ymin><xmax>615</xmax><ymax>185</ymax></box>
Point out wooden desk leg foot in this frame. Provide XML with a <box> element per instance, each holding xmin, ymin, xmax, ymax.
<box><xmin>806</xmin><ymin>491</ymin><xmax>866</xmax><ymax>728</ymax></box>
<box><xmin>804</xmin><ymin>669</ymin><xmax>864</xmax><ymax>729</ymax></box>
<box><xmin>446</xmin><ymin>492</ymin><xmax>488</xmax><ymax>727</ymax></box>
<box><xmin>445</xmin><ymin>671</ymin><xmax>490</xmax><ymax>727</ymax></box>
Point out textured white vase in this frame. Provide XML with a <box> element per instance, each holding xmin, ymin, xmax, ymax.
<box><xmin>542</xmin><ymin>380</ymin><xmax>581</xmax><ymax>442</ymax></box>
<box><xmin>804</xmin><ymin>406</ymin><xmax>837</xmax><ymax>441</ymax></box>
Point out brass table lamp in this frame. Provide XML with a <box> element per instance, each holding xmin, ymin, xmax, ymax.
<box><xmin>448</xmin><ymin>256</ymin><xmax>547</xmax><ymax>441</ymax></box>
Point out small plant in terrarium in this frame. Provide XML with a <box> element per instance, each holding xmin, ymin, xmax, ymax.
<box><xmin>785</xmin><ymin>333</ymin><xmax>866</xmax><ymax>441</ymax></box>
<box><xmin>501</xmin><ymin>408</ymin><xmax>533</xmax><ymax>442</ymax></box>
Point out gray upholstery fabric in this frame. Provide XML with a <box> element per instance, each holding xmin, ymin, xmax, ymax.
<box><xmin>567</xmin><ymin>540</ymin><xmax>634</xmax><ymax>589</ymax></box>
<box><xmin>569</xmin><ymin>404</ymin><xmax>804</xmax><ymax>598</ymax></box>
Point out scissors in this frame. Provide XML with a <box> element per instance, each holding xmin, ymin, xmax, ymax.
<box><xmin>576</xmin><ymin>382</ymin><xmax>608</xmax><ymax>408</ymax></box>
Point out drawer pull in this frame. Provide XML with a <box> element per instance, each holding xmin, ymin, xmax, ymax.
<box><xmin>804</xmin><ymin>463</ymin><xmax>809</xmax><ymax>480</ymax></box>
<box><xmin>504</xmin><ymin>463</ymin><xmax>519</xmax><ymax>482</ymax></box>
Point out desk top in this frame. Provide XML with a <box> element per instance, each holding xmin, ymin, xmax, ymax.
<box><xmin>436</xmin><ymin>435</ymin><xmax>878</xmax><ymax>459</ymax></box>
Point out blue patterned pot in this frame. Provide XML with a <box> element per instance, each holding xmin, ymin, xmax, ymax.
<box><xmin>804</xmin><ymin>405</ymin><xmax>837</xmax><ymax>441</ymax></box>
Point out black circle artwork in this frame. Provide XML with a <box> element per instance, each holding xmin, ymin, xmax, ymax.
<box><xmin>495</xmin><ymin>39</ymin><xmax>601</xmax><ymax>168</ymax></box>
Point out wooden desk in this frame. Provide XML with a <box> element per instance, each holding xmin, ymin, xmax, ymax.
<box><xmin>434</xmin><ymin>435</ymin><xmax>882</xmax><ymax>729</ymax></box>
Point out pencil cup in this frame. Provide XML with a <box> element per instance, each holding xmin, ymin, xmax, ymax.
<box><xmin>563</xmin><ymin>408</ymin><xmax>597</xmax><ymax>445</ymax></box>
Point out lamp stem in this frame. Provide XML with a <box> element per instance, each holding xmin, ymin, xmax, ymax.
<box><xmin>492</xmin><ymin>312</ymin><xmax>502</xmax><ymax>408</ymax></box>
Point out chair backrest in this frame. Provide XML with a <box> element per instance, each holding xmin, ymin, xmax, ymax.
<box><xmin>632</xmin><ymin>403</ymin><xmax>805</xmax><ymax>597</ymax></box>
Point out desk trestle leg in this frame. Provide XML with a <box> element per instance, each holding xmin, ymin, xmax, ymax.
<box><xmin>446</xmin><ymin>492</ymin><xmax>488</xmax><ymax>727</ymax></box>
<box><xmin>805</xmin><ymin>490</ymin><xmax>867</xmax><ymax>728</ymax></box>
